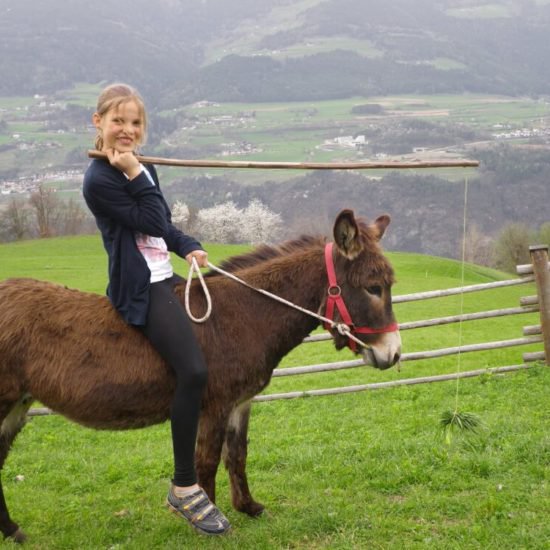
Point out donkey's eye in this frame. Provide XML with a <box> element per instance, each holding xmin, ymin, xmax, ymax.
<box><xmin>366</xmin><ymin>285</ymin><xmax>382</xmax><ymax>297</ymax></box>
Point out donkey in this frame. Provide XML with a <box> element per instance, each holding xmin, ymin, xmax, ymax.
<box><xmin>0</xmin><ymin>209</ymin><xmax>401</xmax><ymax>542</ymax></box>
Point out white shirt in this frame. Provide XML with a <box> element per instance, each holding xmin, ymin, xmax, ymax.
<box><xmin>133</xmin><ymin>165</ymin><xmax>174</xmax><ymax>283</ymax></box>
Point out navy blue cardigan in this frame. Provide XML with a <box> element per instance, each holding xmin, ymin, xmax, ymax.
<box><xmin>83</xmin><ymin>158</ymin><xmax>202</xmax><ymax>326</ymax></box>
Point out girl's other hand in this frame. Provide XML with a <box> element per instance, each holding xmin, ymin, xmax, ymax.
<box><xmin>185</xmin><ymin>250</ymin><xmax>209</xmax><ymax>268</ymax></box>
<box><xmin>105</xmin><ymin>148</ymin><xmax>141</xmax><ymax>180</ymax></box>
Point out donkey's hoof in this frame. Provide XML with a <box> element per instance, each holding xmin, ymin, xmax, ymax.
<box><xmin>240</xmin><ymin>501</ymin><xmax>265</xmax><ymax>517</ymax></box>
<box><xmin>8</xmin><ymin>528</ymin><xmax>27</xmax><ymax>544</ymax></box>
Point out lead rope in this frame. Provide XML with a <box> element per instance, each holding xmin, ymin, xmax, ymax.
<box><xmin>184</xmin><ymin>256</ymin><xmax>371</xmax><ymax>350</ymax></box>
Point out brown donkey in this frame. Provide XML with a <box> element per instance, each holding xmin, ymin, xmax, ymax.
<box><xmin>0</xmin><ymin>209</ymin><xmax>401</xmax><ymax>542</ymax></box>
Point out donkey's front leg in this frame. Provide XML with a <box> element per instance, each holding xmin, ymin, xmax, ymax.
<box><xmin>222</xmin><ymin>401</ymin><xmax>264</xmax><ymax>517</ymax></box>
<box><xmin>195</xmin><ymin>407</ymin><xmax>229</xmax><ymax>504</ymax></box>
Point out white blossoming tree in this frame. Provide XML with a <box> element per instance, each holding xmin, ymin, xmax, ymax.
<box><xmin>240</xmin><ymin>199</ymin><xmax>283</xmax><ymax>244</ymax></box>
<box><xmin>196</xmin><ymin>201</ymin><xmax>242</xmax><ymax>243</ymax></box>
<box><xmin>192</xmin><ymin>200</ymin><xmax>283</xmax><ymax>244</ymax></box>
<box><xmin>171</xmin><ymin>200</ymin><xmax>190</xmax><ymax>231</ymax></box>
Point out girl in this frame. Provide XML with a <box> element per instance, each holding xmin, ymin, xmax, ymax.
<box><xmin>83</xmin><ymin>83</ymin><xmax>230</xmax><ymax>536</ymax></box>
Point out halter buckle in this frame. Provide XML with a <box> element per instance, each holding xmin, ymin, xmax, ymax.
<box><xmin>327</xmin><ymin>285</ymin><xmax>342</xmax><ymax>297</ymax></box>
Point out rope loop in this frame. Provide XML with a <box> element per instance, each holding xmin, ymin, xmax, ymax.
<box><xmin>184</xmin><ymin>257</ymin><xmax>213</xmax><ymax>323</ymax></box>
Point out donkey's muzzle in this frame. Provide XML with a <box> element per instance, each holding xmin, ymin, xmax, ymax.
<box><xmin>361</xmin><ymin>331</ymin><xmax>402</xmax><ymax>370</ymax></box>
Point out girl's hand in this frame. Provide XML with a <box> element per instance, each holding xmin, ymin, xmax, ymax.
<box><xmin>185</xmin><ymin>250</ymin><xmax>209</xmax><ymax>268</ymax></box>
<box><xmin>105</xmin><ymin>148</ymin><xmax>141</xmax><ymax>180</ymax></box>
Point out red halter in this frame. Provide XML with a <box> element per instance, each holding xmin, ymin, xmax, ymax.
<box><xmin>323</xmin><ymin>242</ymin><xmax>399</xmax><ymax>351</ymax></box>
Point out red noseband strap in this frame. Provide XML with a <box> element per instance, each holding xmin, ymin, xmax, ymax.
<box><xmin>323</xmin><ymin>242</ymin><xmax>398</xmax><ymax>351</ymax></box>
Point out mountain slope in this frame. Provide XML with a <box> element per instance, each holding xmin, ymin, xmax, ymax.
<box><xmin>3</xmin><ymin>0</ymin><xmax>550</xmax><ymax>103</ymax></box>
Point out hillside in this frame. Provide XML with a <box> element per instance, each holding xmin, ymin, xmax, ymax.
<box><xmin>0</xmin><ymin>232</ymin><xmax>517</xmax><ymax>293</ymax></box>
<box><xmin>3</xmin><ymin>0</ymin><xmax>550</xmax><ymax>102</ymax></box>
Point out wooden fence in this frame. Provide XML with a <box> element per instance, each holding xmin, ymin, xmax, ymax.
<box><xmin>253</xmin><ymin>244</ymin><xmax>550</xmax><ymax>403</ymax></box>
<box><xmin>28</xmin><ymin>245</ymin><xmax>549</xmax><ymax>416</ymax></box>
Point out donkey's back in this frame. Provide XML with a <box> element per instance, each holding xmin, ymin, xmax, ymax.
<box><xmin>0</xmin><ymin>277</ymin><xmax>174</xmax><ymax>429</ymax></box>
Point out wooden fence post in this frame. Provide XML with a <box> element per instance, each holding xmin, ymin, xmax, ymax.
<box><xmin>530</xmin><ymin>245</ymin><xmax>550</xmax><ymax>365</ymax></box>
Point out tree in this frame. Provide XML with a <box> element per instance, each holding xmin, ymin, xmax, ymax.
<box><xmin>171</xmin><ymin>201</ymin><xmax>201</xmax><ymax>235</ymax></box>
<box><xmin>171</xmin><ymin>200</ymin><xmax>190</xmax><ymax>231</ymax></box>
<box><xmin>29</xmin><ymin>184</ymin><xmax>61</xmax><ymax>238</ymax></box>
<box><xmin>60</xmin><ymin>198</ymin><xmax>86</xmax><ymax>235</ymax></box>
<box><xmin>0</xmin><ymin>197</ymin><xmax>30</xmax><ymax>241</ymax></box>
<box><xmin>64</xmin><ymin>147</ymin><xmax>87</xmax><ymax>165</ymax></box>
<box><xmin>537</xmin><ymin>222</ymin><xmax>550</xmax><ymax>247</ymax></box>
<box><xmin>493</xmin><ymin>223</ymin><xmax>533</xmax><ymax>273</ymax></box>
<box><xmin>462</xmin><ymin>223</ymin><xmax>492</xmax><ymax>266</ymax></box>
<box><xmin>196</xmin><ymin>202</ymin><xmax>242</xmax><ymax>243</ymax></box>
<box><xmin>193</xmin><ymin>200</ymin><xmax>283</xmax><ymax>244</ymax></box>
<box><xmin>240</xmin><ymin>199</ymin><xmax>282</xmax><ymax>244</ymax></box>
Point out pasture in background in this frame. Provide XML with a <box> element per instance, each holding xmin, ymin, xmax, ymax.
<box><xmin>0</xmin><ymin>235</ymin><xmax>547</xmax><ymax>549</ymax></box>
<box><xmin>1</xmin><ymin>89</ymin><xmax>549</xmax><ymax>197</ymax></box>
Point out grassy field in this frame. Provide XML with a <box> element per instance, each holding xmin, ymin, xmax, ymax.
<box><xmin>0</xmin><ymin>235</ymin><xmax>548</xmax><ymax>549</ymax></box>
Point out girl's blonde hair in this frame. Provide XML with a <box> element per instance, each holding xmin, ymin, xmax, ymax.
<box><xmin>94</xmin><ymin>83</ymin><xmax>148</xmax><ymax>151</ymax></box>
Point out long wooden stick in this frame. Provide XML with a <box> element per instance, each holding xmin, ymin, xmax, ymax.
<box><xmin>87</xmin><ymin>150</ymin><xmax>479</xmax><ymax>170</ymax></box>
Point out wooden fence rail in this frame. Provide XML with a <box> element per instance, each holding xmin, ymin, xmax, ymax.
<box><xmin>304</xmin><ymin>305</ymin><xmax>539</xmax><ymax>342</ymax></box>
<box><xmin>272</xmin><ymin>336</ymin><xmax>542</xmax><ymax>379</ymax></box>
<box><xmin>254</xmin><ymin>364</ymin><xmax>532</xmax><ymax>402</ymax></box>
<box><xmin>392</xmin><ymin>276</ymin><xmax>534</xmax><ymax>304</ymax></box>
<box><xmin>28</xmin><ymin>246</ymin><xmax>549</xmax><ymax>416</ymax></box>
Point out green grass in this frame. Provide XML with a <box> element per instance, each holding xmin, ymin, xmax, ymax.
<box><xmin>61</xmin><ymin>82</ymin><xmax>104</xmax><ymax>107</ymax></box>
<box><xmin>269</xmin><ymin>37</ymin><xmax>383</xmax><ymax>60</ymax></box>
<box><xmin>0</xmin><ymin>236</ymin><xmax>548</xmax><ymax>549</ymax></box>
<box><xmin>202</xmin><ymin>0</ymin><xmax>324</xmax><ymax>65</ymax></box>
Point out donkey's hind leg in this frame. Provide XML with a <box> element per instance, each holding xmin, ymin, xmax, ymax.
<box><xmin>0</xmin><ymin>394</ymin><xmax>33</xmax><ymax>543</ymax></box>
<box><xmin>222</xmin><ymin>401</ymin><xmax>264</xmax><ymax>517</ymax></box>
<box><xmin>195</xmin><ymin>406</ymin><xmax>229</xmax><ymax>505</ymax></box>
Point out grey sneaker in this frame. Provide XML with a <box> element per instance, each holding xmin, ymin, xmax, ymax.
<box><xmin>166</xmin><ymin>486</ymin><xmax>231</xmax><ymax>536</ymax></box>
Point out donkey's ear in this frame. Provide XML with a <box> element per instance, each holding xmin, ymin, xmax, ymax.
<box><xmin>373</xmin><ymin>214</ymin><xmax>391</xmax><ymax>240</ymax></box>
<box><xmin>333</xmin><ymin>209</ymin><xmax>362</xmax><ymax>259</ymax></box>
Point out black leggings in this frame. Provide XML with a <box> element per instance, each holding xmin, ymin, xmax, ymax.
<box><xmin>140</xmin><ymin>275</ymin><xmax>207</xmax><ymax>487</ymax></box>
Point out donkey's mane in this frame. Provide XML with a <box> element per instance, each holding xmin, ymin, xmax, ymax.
<box><xmin>207</xmin><ymin>235</ymin><xmax>324</xmax><ymax>276</ymax></box>
<box><xmin>207</xmin><ymin>218</ymin><xmax>388</xmax><ymax>277</ymax></box>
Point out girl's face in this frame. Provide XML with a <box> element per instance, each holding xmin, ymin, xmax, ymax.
<box><xmin>93</xmin><ymin>100</ymin><xmax>144</xmax><ymax>152</ymax></box>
